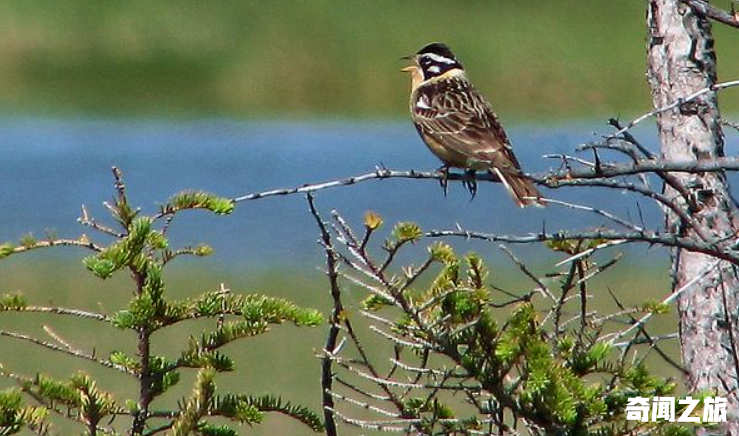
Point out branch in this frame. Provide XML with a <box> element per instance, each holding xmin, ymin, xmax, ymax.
<box><xmin>723</xmin><ymin>117</ymin><xmax>739</xmax><ymax>133</ymax></box>
<box><xmin>0</xmin><ymin>330</ymin><xmax>134</xmax><ymax>375</ymax></box>
<box><xmin>559</xmin><ymin>156</ymin><xmax>739</xmax><ymax>179</ymax></box>
<box><xmin>6</xmin><ymin>238</ymin><xmax>102</xmax><ymax>255</ymax></box>
<box><xmin>607</xmin><ymin>259</ymin><xmax>722</xmax><ymax>345</ymax></box>
<box><xmin>608</xmin><ymin>78</ymin><xmax>739</xmax><ymax>136</ymax></box>
<box><xmin>231</xmin><ymin>157</ymin><xmax>739</xmax><ymax>204</ymax></box>
<box><xmin>4</xmin><ymin>305</ymin><xmax>111</xmax><ymax>323</ymax></box>
<box><xmin>680</xmin><ymin>0</ymin><xmax>739</xmax><ymax>28</ymax></box>
<box><xmin>233</xmin><ymin>168</ymin><xmax>471</xmax><ymax>203</ymax></box>
<box><xmin>425</xmin><ymin>228</ymin><xmax>739</xmax><ymax>263</ymax></box>
<box><xmin>306</xmin><ymin>193</ymin><xmax>341</xmax><ymax>436</ymax></box>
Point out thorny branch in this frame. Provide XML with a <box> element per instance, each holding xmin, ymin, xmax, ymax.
<box><xmin>232</xmin><ymin>157</ymin><xmax>739</xmax><ymax>204</ymax></box>
<box><xmin>289</xmin><ymin>79</ymin><xmax>739</xmax><ymax>435</ymax></box>
<box><xmin>679</xmin><ymin>0</ymin><xmax>739</xmax><ymax>29</ymax></box>
<box><xmin>307</xmin><ymin>205</ymin><xmax>678</xmax><ymax>435</ymax></box>
<box><xmin>307</xmin><ymin>193</ymin><xmax>341</xmax><ymax>436</ymax></box>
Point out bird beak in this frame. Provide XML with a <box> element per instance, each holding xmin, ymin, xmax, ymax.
<box><xmin>400</xmin><ymin>55</ymin><xmax>417</xmax><ymax>73</ymax></box>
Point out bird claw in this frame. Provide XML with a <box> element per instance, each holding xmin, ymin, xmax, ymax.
<box><xmin>463</xmin><ymin>170</ymin><xmax>478</xmax><ymax>201</ymax></box>
<box><xmin>437</xmin><ymin>166</ymin><xmax>450</xmax><ymax>197</ymax></box>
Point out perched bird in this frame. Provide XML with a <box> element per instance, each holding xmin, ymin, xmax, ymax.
<box><xmin>402</xmin><ymin>42</ymin><xmax>544</xmax><ymax>207</ymax></box>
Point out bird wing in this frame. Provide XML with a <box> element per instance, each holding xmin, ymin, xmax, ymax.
<box><xmin>413</xmin><ymin>78</ymin><xmax>522</xmax><ymax>172</ymax></box>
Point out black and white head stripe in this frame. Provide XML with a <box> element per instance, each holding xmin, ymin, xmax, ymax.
<box><xmin>415</xmin><ymin>42</ymin><xmax>463</xmax><ymax>80</ymax></box>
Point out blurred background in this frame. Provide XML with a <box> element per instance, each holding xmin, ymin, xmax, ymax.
<box><xmin>1</xmin><ymin>1</ymin><xmax>738</xmax><ymax>434</ymax></box>
<box><xmin>0</xmin><ymin>0</ymin><xmax>737</xmax><ymax>119</ymax></box>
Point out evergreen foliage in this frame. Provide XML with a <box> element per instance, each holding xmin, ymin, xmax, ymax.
<box><xmin>0</xmin><ymin>168</ymin><xmax>323</xmax><ymax>436</ymax></box>
<box><xmin>313</xmin><ymin>210</ymin><xmax>696</xmax><ymax>436</ymax></box>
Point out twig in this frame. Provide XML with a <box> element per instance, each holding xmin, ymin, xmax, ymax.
<box><xmin>7</xmin><ymin>238</ymin><xmax>102</xmax><ymax>255</ymax></box>
<box><xmin>607</xmin><ymin>259</ymin><xmax>722</xmax><ymax>344</ymax></box>
<box><xmin>544</xmin><ymin>198</ymin><xmax>642</xmax><ymax>231</ymax></box>
<box><xmin>0</xmin><ymin>330</ymin><xmax>134</xmax><ymax>375</ymax></box>
<box><xmin>325</xmin><ymin>390</ymin><xmax>399</xmax><ymax>417</ymax></box>
<box><xmin>231</xmin><ymin>158</ymin><xmax>739</xmax><ymax>204</ymax></box>
<box><xmin>498</xmin><ymin>245</ymin><xmax>556</xmax><ymax>301</ymax></box>
<box><xmin>680</xmin><ymin>0</ymin><xmax>739</xmax><ymax>28</ymax></box>
<box><xmin>42</xmin><ymin>325</ymin><xmax>74</xmax><ymax>350</ymax></box>
<box><xmin>555</xmin><ymin>240</ymin><xmax>626</xmax><ymax>267</ymax></box>
<box><xmin>426</xmin><ymin>228</ymin><xmax>738</xmax><ymax>264</ymax></box>
<box><xmin>722</xmin><ymin>118</ymin><xmax>739</xmax><ymax>133</ymax></box>
<box><xmin>546</xmin><ymin>176</ymin><xmax>710</xmax><ymax>241</ymax></box>
<box><xmin>607</xmin><ymin>78</ymin><xmax>739</xmax><ymax>137</ymax></box>
<box><xmin>78</xmin><ymin>205</ymin><xmax>124</xmax><ymax>238</ymax></box>
<box><xmin>5</xmin><ymin>305</ymin><xmax>112</xmax><ymax>322</ymax></box>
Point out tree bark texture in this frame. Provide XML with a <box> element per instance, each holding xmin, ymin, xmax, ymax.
<box><xmin>647</xmin><ymin>0</ymin><xmax>739</xmax><ymax>432</ymax></box>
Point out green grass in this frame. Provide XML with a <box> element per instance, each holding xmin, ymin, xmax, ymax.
<box><xmin>1</xmin><ymin>1</ymin><xmax>738</xmax><ymax>120</ymax></box>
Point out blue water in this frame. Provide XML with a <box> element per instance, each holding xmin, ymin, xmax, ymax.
<box><xmin>0</xmin><ymin>117</ymin><xmax>724</xmax><ymax>270</ymax></box>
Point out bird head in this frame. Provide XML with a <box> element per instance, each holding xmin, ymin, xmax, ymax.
<box><xmin>401</xmin><ymin>42</ymin><xmax>464</xmax><ymax>82</ymax></box>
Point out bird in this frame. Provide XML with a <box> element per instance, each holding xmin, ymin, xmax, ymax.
<box><xmin>402</xmin><ymin>42</ymin><xmax>544</xmax><ymax>207</ymax></box>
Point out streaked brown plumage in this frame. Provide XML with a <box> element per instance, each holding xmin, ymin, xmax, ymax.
<box><xmin>403</xmin><ymin>43</ymin><xmax>544</xmax><ymax>207</ymax></box>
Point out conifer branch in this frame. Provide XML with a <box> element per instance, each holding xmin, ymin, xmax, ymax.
<box><xmin>1</xmin><ymin>304</ymin><xmax>112</xmax><ymax>322</ymax></box>
<box><xmin>0</xmin><ymin>330</ymin><xmax>134</xmax><ymax>375</ymax></box>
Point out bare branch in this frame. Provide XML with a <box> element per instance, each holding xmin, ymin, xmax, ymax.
<box><xmin>4</xmin><ymin>305</ymin><xmax>112</xmax><ymax>322</ymax></box>
<box><xmin>307</xmin><ymin>194</ymin><xmax>342</xmax><ymax>436</ymax></box>
<box><xmin>544</xmin><ymin>198</ymin><xmax>642</xmax><ymax>231</ymax></box>
<box><xmin>608</xmin><ymin>78</ymin><xmax>739</xmax><ymax>137</ymax></box>
<box><xmin>607</xmin><ymin>259</ymin><xmax>722</xmax><ymax>344</ymax></box>
<box><xmin>679</xmin><ymin>0</ymin><xmax>739</xmax><ymax>28</ymax></box>
<box><xmin>0</xmin><ymin>330</ymin><xmax>134</xmax><ymax>375</ymax></box>
<box><xmin>7</xmin><ymin>238</ymin><xmax>103</xmax><ymax>255</ymax></box>
<box><xmin>499</xmin><ymin>245</ymin><xmax>556</xmax><ymax>301</ymax></box>
<box><xmin>78</xmin><ymin>205</ymin><xmax>124</xmax><ymax>238</ymax></box>
<box><xmin>426</xmin><ymin>228</ymin><xmax>739</xmax><ymax>264</ymax></box>
<box><xmin>232</xmin><ymin>157</ymin><xmax>739</xmax><ymax>204</ymax></box>
<box><xmin>723</xmin><ymin>117</ymin><xmax>739</xmax><ymax>133</ymax></box>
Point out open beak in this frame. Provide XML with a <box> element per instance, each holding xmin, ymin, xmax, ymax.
<box><xmin>400</xmin><ymin>55</ymin><xmax>417</xmax><ymax>73</ymax></box>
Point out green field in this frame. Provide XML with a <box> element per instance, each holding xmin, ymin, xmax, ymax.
<box><xmin>1</xmin><ymin>1</ymin><xmax>738</xmax><ymax>120</ymax></box>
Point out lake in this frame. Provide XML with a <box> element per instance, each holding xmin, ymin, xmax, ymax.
<box><xmin>0</xmin><ymin>117</ymin><xmax>690</xmax><ymax>270</ymax></box>
<box><xmin>2</xmin><ymin>117</ymin><xmax>715</xmax><ymax>435</ymax></box>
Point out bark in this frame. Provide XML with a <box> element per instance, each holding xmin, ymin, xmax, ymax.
<box><xmin>647</xmin><ymin>0</ymin><xmax>739</xmax><ymax>433</ymax></box>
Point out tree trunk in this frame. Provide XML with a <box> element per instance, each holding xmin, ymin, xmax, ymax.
<box><xmin>647</xmin><ymin>0</ymin><xmax>739</xmax><ymax>432</ymax></box>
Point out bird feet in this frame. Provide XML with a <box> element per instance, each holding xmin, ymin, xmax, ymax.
<box><xmin>436</xmin><ymin>167</ymin><xmax>478</xmax><ymax>200</ymax></box>
<box><xmin>462</xmin><ymin>170</ymin><xmax>478</xmax><ymax>200</ymax></box>
<box><xmin>437</xmin><ymin>165</ymin><xmax>450</xmax><ymax>196</ymax></box>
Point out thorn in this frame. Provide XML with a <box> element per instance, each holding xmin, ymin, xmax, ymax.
<box><xmin>592</xmin><ymin>149</ymin><xmax>602</xmax><ymax>174</ymax></box>
<box><xmin>636</xmin><ymin>202</ymin><xmax>646</xmax><ymax>229</ymax></box>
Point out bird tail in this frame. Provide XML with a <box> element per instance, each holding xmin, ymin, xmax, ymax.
<box><xmin>492</xmin><ymin>168</ymin><xmax>545</xmax><ymax>208</ymax></box>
